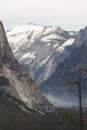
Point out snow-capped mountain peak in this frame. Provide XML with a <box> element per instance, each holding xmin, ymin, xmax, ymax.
<box><xmin>7</xmin><ymin>23</ymin><xmax>77</xmax><ymax>85</ymax></box>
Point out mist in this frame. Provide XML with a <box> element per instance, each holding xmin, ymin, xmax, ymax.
<box><xmin>46</xmin><ymin>94</ymin><xmax>77</xmax><ymax>108</ymax></box>
<box><xmin>45</xmin><ymin>94</ymin><xmax>87</xmax><ymax>108</ymax></box>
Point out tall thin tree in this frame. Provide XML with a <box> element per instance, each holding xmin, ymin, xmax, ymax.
<box><xmin>68</xmin><ymin>67</ymin><xmax>87</xmax><ymax>130</ymax></box>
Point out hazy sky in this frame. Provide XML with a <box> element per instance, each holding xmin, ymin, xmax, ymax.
<box><xmin>0</xmin><ymin>0</ymin><xmax>87</xmax><ymax>31</ymax></box>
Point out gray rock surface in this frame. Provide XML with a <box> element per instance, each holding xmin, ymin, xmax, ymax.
<box><xmin>7</xmin><ymin>23</ymin><xmax>77</xmax><ymax>85</ymax></box>
<box><xmin>0</xmin><ymin>21</ymin><xmax>54</xmax><ymax>112</ymax></box>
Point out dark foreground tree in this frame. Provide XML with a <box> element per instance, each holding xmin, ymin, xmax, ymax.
<box><xmin>68</xmin><ymin>67</ymin><xmax>87</xmax><ymax>130</ymax></box>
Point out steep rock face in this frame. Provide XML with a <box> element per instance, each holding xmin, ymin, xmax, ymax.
<box><xmin>73</xmin><ymin>26</ymin><xmax>87</xmax><ymax>47</ymax></box>
<box><xmin>40</xmin><ymin>41</ymin><xmax>87</xmax><ymax>106</ymax></box>
<box><xmin>0</xmin><ymin>21</ymin><xmax>54</xmax><ymax>112</ymax></box>
<box><xmin>7</xmin><ymin>23</ymin><xmax>77</xmax><ymax>85</ymax></box>
<box><xmin>0</xmin><ymin>21</ymin><xmax>22</xmax><ymax>74</ymax></box>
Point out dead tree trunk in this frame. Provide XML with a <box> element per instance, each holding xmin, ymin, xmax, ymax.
<box><xmin>67</xmin><ymin>67</ymin><xmax>87</xmax><ymax>130</ymax></box>
<box><xmin>78</xmin><ymin>76</ymin><xmax>84</xmax><ymax>130</ymax></box>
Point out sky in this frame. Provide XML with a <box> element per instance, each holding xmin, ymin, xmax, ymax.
<box><xmin>0</xmin><ymin>0</ymin><xmax>87</xmax><ymax>31</ymax></box>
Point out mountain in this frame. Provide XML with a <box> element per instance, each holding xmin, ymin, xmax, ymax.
<box><xmin>7</xmin><ymin>23</ymin><xmax>77</xmax><ymax>85</ymax></box>
<box><xmin>73</xmin><ymin>26</ymin><xmax>87</xmax><ymax>47</ymax></box>
<box><xmin>40</xmin><ymin>41</ymin><xmax>87</xmax><ymax>106</ymax></box>
<box><xmin>0</xmin><ymin>21</ymin><xmax>54</xmax><ymax>113</ymax></box>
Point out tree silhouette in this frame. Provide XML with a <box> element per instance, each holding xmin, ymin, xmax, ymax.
<box><xmin>68</xmin><ymin>67</ymin><xmax>87</xmax><ymax>130</ymax></box>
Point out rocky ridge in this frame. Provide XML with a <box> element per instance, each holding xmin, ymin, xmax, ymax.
<box><xmin>7</xmin><ymin>23</ymin><xmax>77</xmax><ymax>85</ymax></box>
<box><xmin>40</xmin><ymin>41</ymin><xmax>87</xmax><ymax>106</ymax></box>
<box><xmin>0</xmin><ymin>21</ymin><xmax>54</xmax><ymax>113</ymax></box>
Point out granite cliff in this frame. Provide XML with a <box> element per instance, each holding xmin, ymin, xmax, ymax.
<box><xmin>0</xmin><ymin>21</ymin><xmax>54</xmax><ymax>113</ymax></box>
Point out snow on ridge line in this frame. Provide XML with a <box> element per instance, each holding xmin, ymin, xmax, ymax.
<box><xmin>62</xmin><ymin>38</ymin><xmax>75</xmax><ymax>47</ymax></box>
<box><xmin>7</xmin><ymin>24</ymin><xmax>45</xmax><ymax>36</ymax></box>
<box><xmin>39</xmin><ymin>55</ymin><xmax>51</xmax><ymax>67</ymax></box>
<box><xmin>41</xmin><ymin>34</ymin><xmax>66</xmax><ymax>42</ymax></box>
<box><xmin>55</xmin><ymin>38</ymin><xmax>75</xmax><ymax>53</ymax></box>
<box><xmin>20</xmin><ymin>52</ymin><xmax>36</xmax><ymax>61</ymax></box>
<box><xmin>7</xmin><ymin>23</ymin><xmax>63</xmax><ymax>37</ymax></box>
